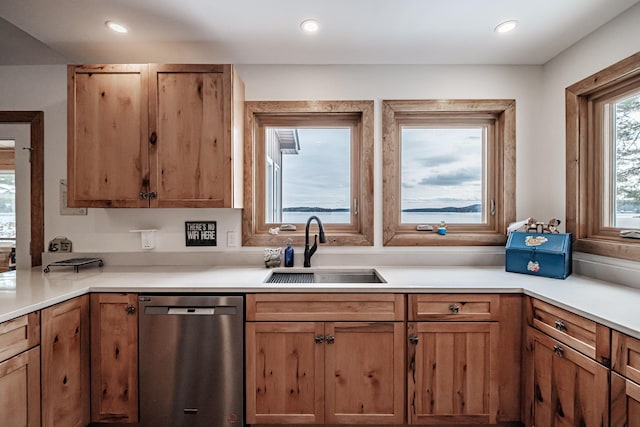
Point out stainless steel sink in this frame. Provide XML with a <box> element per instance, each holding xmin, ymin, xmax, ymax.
<box><xmin>266</xmin><ymin>269</ymin><xmax>385</xmax><ymax>284</ymax></box>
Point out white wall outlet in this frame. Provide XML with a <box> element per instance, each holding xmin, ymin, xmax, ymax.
<box><xmin>130</xmin><ymin>229</ymin><xmax>157</xmax><ymax>250</ymax></box>
<box><xmin>227</xmin><ymin>231</ymin><xmax>239</xmax><ymax>247</ymax></box>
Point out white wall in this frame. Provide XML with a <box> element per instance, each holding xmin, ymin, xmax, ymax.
<box><xmin>0</xmin><ymin>64</ymin><xmax>543</xmax><ymax>260</ymax></box>
<box><xmin>540</xmin><ymin>2</ymin><xmax>640</xmax><ymax>227</ymax></box>
<box><xmin>0</xmin><ymin>3</ymin><xmax>638</xmax><ymax>267</ymax></box>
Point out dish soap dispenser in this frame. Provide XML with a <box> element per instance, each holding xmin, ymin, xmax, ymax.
<box><xmin>284</xmin><ymin>239</ymin><xmax>294</xmax><ymax>267</ymax></box>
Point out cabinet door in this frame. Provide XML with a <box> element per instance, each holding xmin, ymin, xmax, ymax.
<box><xmin>149</xmin><ymin>64</ymin><xmax>232</xmax><ymax>207</ymax></box>
<box><xmin>408</xmin><ymin>321</ymin><xmax>499</xmax><ymax>424</ymax></box>
<box><xmin>525</xmin><ymin>327</ymin><xmax>609</xmax><ymax>427</ymax></box>
<box><xmin>68</xmin><ymin>64</ymin><xmax>150</xmax><ymax>207</ymax></box>
<box><xmin>41</xmin><ymin>295</ymin><xmax>90</xmax><ymax>427</ymax></box>
<box><xmin>611</xmin><ymin>372</ymin><xmax>640</xmax><ymax>427</ymax></box>
<box><xmin>246</xmin><ymin>322</ymin><xmax>325</xmax><ymax>424</ymax></box>
<box><xmin>325</xmin><ymin>322</ymin><xmax>405</xmax><ymax>424</ymax></box>
<box><xmin>0</xmin><ymin>347</ymin><xmax>40</xmax><ymax>427</ymax></box>
<box><xmin>90</xmin><ymin>293</ymin><xmax>139</xmax><ymax>423</ymax></box>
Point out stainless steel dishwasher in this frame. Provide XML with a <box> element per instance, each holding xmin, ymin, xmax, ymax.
<box><xmin>138</xmin><ymin>294</ymin><xmax>244</xmax><ymax>427</ymax></box>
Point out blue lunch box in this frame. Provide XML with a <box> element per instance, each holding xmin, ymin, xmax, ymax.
<box><xmin>505</xmin><ymin>232</ymin><xmax>572</xmax><ymax>279</ymax></box>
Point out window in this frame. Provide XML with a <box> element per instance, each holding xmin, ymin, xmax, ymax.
<box><xmin>566</xmin><ymin>52</ymin><xmax>640</xmax><ymax>261</ymax></box>
<box><xmin>382</xmin><ymin>100</ymin><xmax>515</xmax><ymax>246</ymax></box>
<box><xmin>0</xmin><ymin>140</ymin><xmax>15</xmax><ymax>242</ymax></box>
<box><xmin>243</xmin><ymin>101</ymin><xmax>374</xmax><ymax>246</ymax></box>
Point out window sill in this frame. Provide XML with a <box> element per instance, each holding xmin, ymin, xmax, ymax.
<box><xmin>384</xmin><ymin>231</ymin><xmax>507</xmax><ymax>247</ymax></box>
<box><xmin>573</xmin><ymin>236</ymin><xmax>640</xmax><ymax>263</ymax></box>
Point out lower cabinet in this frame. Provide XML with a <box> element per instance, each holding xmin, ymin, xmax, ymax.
<box><xmin>407</xmin><ymin>294</ymin><xmax>506</xmax><ymax>425</ymax></box>
<box><xmin>41</xmin><ymin>295</ymin><xmax>91</xmax><ymax>427</ymax></box>
<box><xmin>245</xmin><ymin>293</ymin><xmax>405</xmax><ymax>425</ymax></box>
<box><xmin>611</xmin><ymin>372</ymin><xmax>640</xmax><ymax>427</ymax></box>
<box><xmin>90</xmin><ymin>293</ymin><xmax>139</xmax><ymax>423</ymax></box>
<box><xmin>611</xmin><ymin>330</ymin><xmax>640</xmax><ymax>427</ymax></box>
<box><xmin>407</xmin><ymin>321</ymin><xmax>499</xmax><ymax>424</ymax></box>
<box><xmin>523</xmin><ymin>326</ymin><xmax>609</xmax><ymax>427</ymax></box>
<box><xmin>0</xmin><ymin>312</ymin><xmax>41</xmax><ymax>427</ymax></box>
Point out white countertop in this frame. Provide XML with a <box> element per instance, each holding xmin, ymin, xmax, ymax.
<box><xmin>1</xmin><ymin>265</ymin><xmax>639</xmax><ymax>340</ymax></box>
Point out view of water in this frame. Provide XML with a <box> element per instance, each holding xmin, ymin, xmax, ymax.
<box><xmin>279</xmin><ymin>211</ymin><xmax>484</xmax><ymax>225</ymax></box>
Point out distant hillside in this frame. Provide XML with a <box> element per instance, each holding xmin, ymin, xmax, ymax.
<box><xmin>283</xmin><ymin>207</ymin><xmax>350</xmax><ymax>212</ymax></box>
<box><xmin>402</xmin><ymin>204</ymin><xmax>482</xmax><ymax>213</ymax></box>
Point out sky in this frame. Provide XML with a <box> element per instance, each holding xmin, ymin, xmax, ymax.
<box><xmin>270</xmin><ymin>126</ymin><xmax>485</xmax><ymax>212</ymax></box>
<box><xmin>281</xmin><ymin>128</ymin><xmax>351</xmax><ymax>209</ymax></box>
<box><xmin>401</xmin><ymin>127</ymin><xmax>485</xmax><ymax>210</ymax></box>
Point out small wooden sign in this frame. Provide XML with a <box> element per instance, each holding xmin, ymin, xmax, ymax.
<box><xmin>185</xmin><ymin>221</ymin><xmax>217</xmax><ymax>246</ymax></box>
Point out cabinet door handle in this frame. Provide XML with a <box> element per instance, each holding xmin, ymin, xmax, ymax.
<box><xmin>125</xmin><ymin>304</ymin><xmax>136</xmax><ymax>315</ymax></box>
<box><xmin>314</xmin><ymin>335</ymin><xmax>324</xmax><ymax>344</ymax></box>
<box><xmin>409</xmin><ymin>334</ymin><xmax>419</xmax><ymax>344</ymax></box>
<box><xmin>449</xmin><ymin>304</ymin><xmax>460</xmax><ymax>314</ymax></box>
<box><xmin>554</xmin><ymin>320</ymin><xmax>566</xmax><ymax>332</ymax></box>
<box><xmin>148</xmin><ymin>192</ymin><xmax>157</xmax><ymax>199</ymax></box>
<box><xmin>553</xmin><ymin>345</ymin><xmax>564</xmax><ymax>357</ymax></box>
<box><xmin>149</xmin><ymin>131</ymin><xmax>157</xmax><ymax>145</ymax></box>
<box><xmin>139</xmin><ymin>191</ymin><xmax>148</xmax><ymax>200</ymax></box>
<box><xmin>325</xmin><ymin>335</ymin><xmax>335</xmax><ymax>344</ymax></box>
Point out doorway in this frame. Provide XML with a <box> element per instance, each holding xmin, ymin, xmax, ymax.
<box><xmin>0</xmin><ymin>112</ymin><xmax>44</xmax><ymax>267</ymax></box>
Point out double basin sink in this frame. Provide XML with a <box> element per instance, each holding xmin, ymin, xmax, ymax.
<box><xmin>266</xmin><ymin>269</ymin><xmax>385</xmax><ymax>284</ymax></box>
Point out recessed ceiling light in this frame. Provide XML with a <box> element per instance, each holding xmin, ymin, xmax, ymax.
<box><xmin>494</xmin><ymin>20</ymin><xmax>518</xmax><ymax>34</ymax></box>
<box><xmin>105</xmin><ymin>20</ymin><xmax>128</xmax><ymax>34</ymax></box>
<box><xmin>300</xmin><ymin>19</ymin><xmax>319</xmax><ymax>33</ymax></box>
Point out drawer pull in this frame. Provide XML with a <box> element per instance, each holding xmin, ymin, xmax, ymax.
<box><xmin>409</xmin><ymin>334</ymin><xmax>419</xmax><ymax>344</ymax></box>
<box><xmin>125</xmin><ymin>304</ymin><xmax>136</xmax><ymax>315</ymax></box>
<box><xmin>325</xmin><ymin>335</ymin><xmax>335</xmax><ymax>344</ymax></box>
<box><xmin>314</xmin><ymin>335</ymin><xmax>324</xmax><ymax>344</ymax></box>
<box><xmin>554</xmin><ymin>320</ymin><xmax>566</xmax><ymax>332</ymax></box>
<box><xmin>553</xmin><ymin>345</ymin><xmax>564</xmax><ymax>357</ymax></box>
<box><xmin>449</xmin><ymin>304</ymin><xmax>460</xmax><ymax>314</ymax></box>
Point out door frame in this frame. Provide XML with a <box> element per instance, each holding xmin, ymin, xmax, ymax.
<box><xmin>0</xmin><ymin>111</ymin><xmax>44</xmax><ymax>267</ymax></box>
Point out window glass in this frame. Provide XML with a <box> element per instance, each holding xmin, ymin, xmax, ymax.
<box><xmin>0</xmin><ymin>172</ymin><xmax>15</xmax><ymax>240</ymax></box>
<box><xmin>607</xmin><ymin>92</ymin><xmax>640</xmax><ymax>229</ymax></box>
<box><xmin>401</xmin><ymin>127</ymin><xmax>485</xmax><ymax>224</ymax></box>
<box><xmin>265</xmin><ymin>127</ymin><xmax>351</xmax><ymax>224</ymax></box>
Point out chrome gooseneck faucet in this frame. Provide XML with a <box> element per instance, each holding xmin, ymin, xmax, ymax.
<box><xmin>304</xmin><ymin>215</ymin><xmax>326</xmax><ymax>267</ymax></box>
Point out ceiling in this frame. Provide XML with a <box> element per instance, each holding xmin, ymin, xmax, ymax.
<box><xmin>0</xmin><ymin>0</ymin><xmax>639</xmax><ymax>65</ymax></box>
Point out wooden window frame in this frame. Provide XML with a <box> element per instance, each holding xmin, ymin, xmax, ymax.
<box><xmin>242</xmin><ymin>101</ymin><xmax>374</xmax><ymax>247</ymax></box>
<box><xmin>566</xmin><ymin>52</ymin><xmax>640</xmax><ymax>261</ymax></box>
<box><xmin>382</xmin><ymin>100</ymin><xmax>515</xmax><ymax>246</ymax></box>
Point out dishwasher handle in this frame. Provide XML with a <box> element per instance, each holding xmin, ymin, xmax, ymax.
<box><xmin>143</xmin><ymin>306</ymin><xmax>237</xmax><ymax>316</ymax></box>
<box><xmin>168</xmin><ymin>307</ymin><xmax>215</xmax><ymax>315</ymax></box>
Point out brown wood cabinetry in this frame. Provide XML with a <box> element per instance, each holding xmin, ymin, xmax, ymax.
<box><xmin>246</xmin><ymin>293</ymin><xmax>405</xmax><ymax>425</ymax></box>
<box><xmin>523</xmin><ymin>297</ymin><xmax>610</xmax><ymax>427</ymax></box>
<box><xmin>407</xmin><ymin>294</ymin><xmax>520</xmax><ymax>425</ymax></box>
<box><xmin>68</xmin><ymin>63</ymin><xmax>244</xmax><ymax>208</ymax></box>
<box><xmin>41</xmin><ymin>295</ymin><xmax>90</xmax><ymax>427</ymax></box>
<box><xmin>611</xmin><ymin>330</ymin><xmax>640</xmax><ymax>426</ymax></box>
<box><xmin>0</xmin><ymin>312</ymin><xmax>41</xmax><ymax>427</ymax></box>
<box><xmin>90</xmin><ymin>293</ymin><xmax>139</xmax><ymax>423</ymax></box>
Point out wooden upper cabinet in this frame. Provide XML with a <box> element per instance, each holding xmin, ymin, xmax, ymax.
<box><xmin>150</xmin><ymin>64</ymin><xmax>232</xmax><ymax>207</ymax></box>
<box><xmin>68</xmin><ymin>63</ymin><xmax>244</xmax><ymax>208</ymax></box>
<box><xmin>68</xmin><ymin>64</ymin><xmax>150</xmax><ymax>208</ymax></box>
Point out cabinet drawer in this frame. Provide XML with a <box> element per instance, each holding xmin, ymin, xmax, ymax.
<box><xmin>528</xmin><ymin>298</ymin><xmax>610</xmax><ymax>362</ymax></box>
<box><xmin>0</xmin><ymin>312</ymin><xmax>40</xmax><ymax>363</ymax></box>
<box><xmin>613</xmin><ymin>331</ymin><xmax>640</xmax><ymax>384</ymax></box>
<box><xmin>408</xmin><ymin>294</ymin><xmax>500</xmax><ymax>321</ymax></box>
<box><xmin>246</xmin><ymin>294</ymin><xmax>404</xmax><ymax>321</ymax></box>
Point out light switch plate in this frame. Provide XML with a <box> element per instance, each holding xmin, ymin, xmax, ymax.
<box><xmin>227</xmin><ymin>231</ymin><xmax>239</xmax><ymax>247</ymax></box>
<box><xmin>60</xmin><ymin>179</ymin><xmax>87</xmax><ymax>215</ymax></box>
